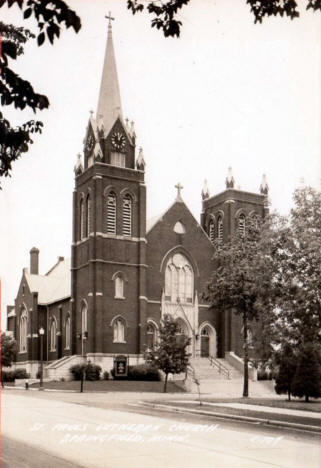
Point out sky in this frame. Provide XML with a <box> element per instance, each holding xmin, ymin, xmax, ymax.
<box><xmin>1</xmin><ymin>0</ymin><xmax>321</xmax><ymax>328</ymax></box>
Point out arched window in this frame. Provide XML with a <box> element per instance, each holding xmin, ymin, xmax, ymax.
<box><xmin>238</xmin><ymin>214</ymin><xmax>246</xmax><ymax>237</ymax></box>
<box><xmin>86</xmin><ymin>195</ymin><xmax>91</xmax><ymax>237</ymax></box>
<box><xmin>122</xmin><ymin>194</ymin><xmax>132</xmax><ymax>236</ymax></box>
<box><xmin>65</xmin><ymin>316</ymin><xmax>71</xmax><ymax>350</ymax></box>
<box><xmin>81</xmin><ymin>303</ymin><xmax>88</xmax><ymax>335</ymax></box>
<box><xmin>173</xmin><ymin>221</ymin><xmax>186</xmax><ymax>234</ymax></box>
<box><xmin>115</xmin><ymin>275</ymin><xmax>124</xmax><ymax>298</ymax></box>
<box><xmin>19</xmin><ymin>308</ymin><xmax>27</xmax><ymax>352</ymax></box>
<box><xmin>80</xmin><ymin>199</ymin><xmax>85</xmax><ymax>240</ymax></box>
<box><xmin>146</xmin><ymin>322</ymin><xmax>157</xmax><ymax>350</ymax></box>
<box><xmin>164</xmin><ymin>253</ymin><xmax>194</xmax><ymax>304</ymax></box>
<box><xmin>217</xmin><ymin>216</ymin><xmax>223</xmax><ymax>244</ymax></box>
<box><xmin>107</xmin><ymin>192</ymin><xmax>116</xmax><ymax>234</ymax></box>
<box><xmin>113</xmin><ymin>318</ymin><xmax>125</xmax><ymax>343</ymax></box>
<box><xmin>50</xmin><ymin>319</ymin><xmax>57</xmax><ymax>351</ymax></box>
<box><xmin>251</xmin><ymin>213</ymin><xmax>259</xmax><ymax>229</ymax></box>
<box><xmin>209</xmin><ymin>220</ymin><xmax>215</xmax><ymax>243</ymax></box>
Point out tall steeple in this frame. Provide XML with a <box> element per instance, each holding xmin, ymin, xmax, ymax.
<box><xmin>96</xmin><ymin>13</ymin><xmax>123</xmax><ymax>136</ymax></box>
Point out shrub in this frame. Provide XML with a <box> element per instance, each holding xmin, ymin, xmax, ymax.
<box><xmin>13</xmin><ymin>369</ymin><xmax>30</xmax><ymax>379</ymax></box>
<box><xmin>103</xmin><ymin>371</ymin><xmax>109</xmax><ymax>381</ymax></box>
<box><xmin>69</xmin><ymin>363</ymin><xmax>101</xmax><ymax>381</ymax></box>
<box><xmin>2</xmin><ymin>370</ymin><xmax>15</xmax><ymax>382</ymax></box>
<box><xmin>111</xmin><ymin>364</ymin><xmax>160</xmax><ymax>381</ymax></box>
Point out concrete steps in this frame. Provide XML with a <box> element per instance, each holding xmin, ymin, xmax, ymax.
<box><xmin>190</xmin><ymin>357</ymin><xmax>242</xmax><ymax>380</ymax></box>
<box><xmin>45</xmin><ymin>355</ymin><xmax>84</xmax><ymax>381</ymax></box>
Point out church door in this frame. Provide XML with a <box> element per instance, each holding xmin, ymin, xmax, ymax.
<box><xmin>201</xmin><ymin>328</ymin><xmax>210</xmax><ymax>357</ymax></box>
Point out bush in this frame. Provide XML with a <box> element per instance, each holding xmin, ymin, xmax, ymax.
<box><xmin>13</xmin><ymin>369</ymin><xmax>30</xmax><ymax>379</ymax></box>
<box><xmin>111</xmin><ymin>364</ymin><xmax>160</xmax><ymax>381</ymax></box>
<box><xmin>103</xmin><ymin>371</ymin><xmax>109</xmax><ymax>380</ymax></box>
<box><xmin>2</xmin><ymin>370</ymin><xmax>15</xmax><ymax>382</ymax></box>
<box><xmin>257</xmin><ymin>369</ymin><xmax>273</xmax><ymax>381</ymax></box>
<box><xmin>69</xmin><ymin>363</ymin><xmax>102</xmax><ymax>381</ymax></box>
<box><xmin>2</xmin><ymin>368</ymin><xmax>30</xmax><ymax>381</ymax></box>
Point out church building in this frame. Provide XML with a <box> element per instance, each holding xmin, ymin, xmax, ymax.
<box><xmin>7</xmin><ymin>19</ymin><xmax>269</xmax><ymax>378</ymax></box>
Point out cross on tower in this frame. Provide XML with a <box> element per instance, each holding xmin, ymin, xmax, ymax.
<box><xmin>105</xmin><ymin>11</ymin><xmax>115</xmax><ymax>28</ymax></box>
<box><xmin>175</xmin><ymin>182</ymin><xmax>183</xmax><ymax>198</ymax></box>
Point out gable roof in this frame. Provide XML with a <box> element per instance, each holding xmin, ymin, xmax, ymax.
<box><xmin>146</xmin><ymin>198</ymin><xmax>213</xmax><ymax>245</ymax></box>
<box><xmin>25</xmin><ymin>258</ymin><xmax>71</xmax><ymax>305</ymax></box>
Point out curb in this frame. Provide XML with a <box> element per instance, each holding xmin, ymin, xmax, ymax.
<box><xmin>141</xmin><ymin>402</ymin><xmax>321</xmax><ymax>434</ymax></box>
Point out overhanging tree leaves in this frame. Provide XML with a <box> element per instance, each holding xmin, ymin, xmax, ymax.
<box><xmin>203</xmin><ymin>218</ymin><xmax>274</xmax><ymax>397</ymax></box>
<box><xmin>0</xmin><ymin>1</ymin><xmax>81</xmax><ymax>184</ymax></box>
<box><xmin>274</xmin><ymin>342</ymin><xmax>297</xmax><ymax>401</ymax></box>
<box><xmin>145</xmin><ymin>314</ymin><xmax>190</xmax><ymax>392</ymax></box>
<box><xmin>1</xmin><ymin>332</ymin><xmax>17</xmax><ymax>386</ymax></box>
<box><xmin>127</xmin><ymin>0</ymin><xmax>321</xmax><ymax>38</ymax></box>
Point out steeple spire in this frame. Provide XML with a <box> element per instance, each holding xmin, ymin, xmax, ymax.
<box><xmin>96</xmin><ymin>13</ymin><xmax>123</xmax><ymax>136</ymax></box>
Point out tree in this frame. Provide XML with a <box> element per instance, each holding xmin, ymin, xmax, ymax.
<box><xmin>271</xmin><ymin>187</ymin><xmax>321</xmax><ymax>349</ymax></box>
<box><xmin>274</xmin><ymin>342</ymin><xmax>297</xmax><ymax>401</ymax></box>
<box><xmin>203</xmin><ymin>217</ymin><xmax>274</xmax><ymax>397</ymax></box>
<box><xmin>0</xmin><ymin>0</ymin><xmax>81</xmax><ymax>184</ymax></box>
<box><xmin>145</xmin><ymin>314</ymin><xmax>190</xmax><ymax>392</ymax></box>
<box><xmin>127</xmin><ymin>0</ymin><xmax>321</xmax><ymax>38</ymax></box>
<box><xmin>292</xmin><ymin>343</ymin><xmax>321</xmax><ymax>402</ymax></box>
<box><xmin>1</xmin><ymin>332</ymin><xmax>17</xmax><ymax>387</ymax></box>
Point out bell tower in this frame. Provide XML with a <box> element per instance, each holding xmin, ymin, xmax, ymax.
<box><xmin>71</xmin><ymin>16</ymin><xmax>147</xmax><ymax>361</ymax></box>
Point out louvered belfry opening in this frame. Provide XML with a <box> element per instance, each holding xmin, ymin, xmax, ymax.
<box><xmin>122</xmin><ymin>194</ymin><xmax>132</xmax><ymax>236</ymax></box>
<box><xmin>107</xmin><ymin>192</ymin><xmax>117</xmax><ymax>234</ymax></box>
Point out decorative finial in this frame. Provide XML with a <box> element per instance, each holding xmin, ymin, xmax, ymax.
<box><xmin>175</xmin><ymin>182</ymin><xmax>184</xmax><ymax>202</ymax></box>
<box><xmin>125</xmin><ymin>117</ymin><xmax>129</xmax><ymax>129</ymax></box>
<box><xmin>201</xmin><ymin>179</ymin><xmax>210</xmax><ymax>200</ymax></box>
<box><xmin>299</xmin><ymin>177</ymin><xmax>305</xmax><ymax>188</ymax></box>
<box><xmin>226</xmin><ymin>167</ymin><xmax>235</xmax><ymax>189</ymax></box>
<box><xmin>105</xmin><ymin>11</ymin><xmax>115</xmax><ymax>30</ymax></box>
<box><xmin>90</xmin><ymin>109</ymin><xmax>94</xmax><ymax>117</ymax></box>
<box><xmin>74</xmin><ymin>153</ymin><xmax>84</xmax><ymax>175</ymax></box>
<box><xmin>136</xmin><ymin>147</ymin><xmax>146</xmax><ymax>171</ymax></box>
<box><xmin>260</xmin><ymin>174</ymin><xmax>269</xmax><ymax>195</ymax></box>
<box><xmin>130</xmin><ymin>120</ymin><xmax>136</xmax><ymax>137</ymax></box>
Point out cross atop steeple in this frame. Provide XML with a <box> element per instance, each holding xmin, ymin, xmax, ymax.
<box><xmin>175</xmin><ymin>182</ymin><xmax>183</xmax><ymax>202</ymax></box>
<box><xmin>105</xmin><ymin>11</ymin><xmax>115</xmax><ymax>29</ymax></box>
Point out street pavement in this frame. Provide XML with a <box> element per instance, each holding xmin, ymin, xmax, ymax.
<box><xmin>2</xmin><ymin>390</ymin><xmax>321</xmax><ymax>468</ymax></box>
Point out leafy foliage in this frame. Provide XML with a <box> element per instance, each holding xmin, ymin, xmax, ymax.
<box><xmin>145</xmin><ymin>314</ymin><xmax>190</xmax><ymax>392</ymax></box>
<box><xmin>204</xmin><ymin>217</ymin><xmax>274</xmax><ymax>397</ymax></box>
<box><xmin>69</xmin><ymin>363</ymin><xmax>101</xmax><ymax>381</ymax></box>
<box><xmin>1</xmin><ymin>332</ymin><xmax>17</xmax><ymax>368</ymax></box>
<box><xmin>111</xmin><ymin>364</ymin><xmax>160</xmax><ymax>381</ymax></box>
<box><xmin>292</xmin><ymin>343</ymin><xmax>321</xmax><ymax>401</ymax></box>
<box><xmin>274</xmin><ymin>342</ymin><xmax>297</xmax><ymax>401</ymax></box>
<box><xmin>128</xmin><ymin>0</ymin><xmax>321</xmax><ymax>38</ymax></box>
<box><xmin>0</xmin><ymin>1</ymin><xmax>81</xmax><ymax>184</ymax></box>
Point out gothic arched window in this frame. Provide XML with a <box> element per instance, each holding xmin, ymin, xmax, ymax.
<box><xmin>238</xmin><ymin>214</ymin><xmax>246</xmax><ymax>237</ymax></box>
<box><xmin>146</xmin><ymin>322</ymin><xmax>157</xmax><ymax>350</ymax></box>
<box><xmin>217</xmin><ymin>216</ymin><xmax>223</xmax><ymax>244</ymax></box>
<box><xmin>20</xmin><ymin>308</ymin><xmax>27</xmax><ymax>352</ymax></box>
<box><xmin>122</xmin><ymin>194</ymin><xmax>132</xmax><ymax>237</ymax></box>
<box><xmin>80</xmin><ymin>199</ymin><xmax>85</xmax><ymax>240</ymax></box>
<box><xmin>164</xmin><ymin>253</ymin><xmax>194</xmax><ymax>304</ymax></box>
<box><xmin>209</xmin><ymin>220</ymin><xmax>215</xmax><ymax>243</ymax></box>
<box><xmin>86</xmin><ymin>195</ymin><xmax>91</xmax><ymax>237</ymax></box>
<box><xmin>113</xmin><ymin>317</ymin><xmax>125</xmax><ymax>343</ymax></box>
<box><xmin>107</xmin><ymin>192</ymin><xmax>116</xmax><ymax>234</ymax></box>
<box><xmin>65</xmin><ymin>316</ymin><xmax>71</xmax><ymax>350</ymax></box>
<box><xmin>115</xmin><ymin>275</ymin><xmax>124</xmax><ymax>298</ymax></box>
<box><xmin>50</xmin><ymin>319</ymin><xmax>57</xmax><ymax>351</ymax></box>
<box><xmin>81</xmin><ymin>303</ymin><xmax>88</xmax><ymax>335</ymax></box>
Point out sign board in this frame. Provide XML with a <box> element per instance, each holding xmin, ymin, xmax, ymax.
<box><xmin>114</xmin><ymin>355</ymin><xmax>128</xmax><ymax>377</ymax></box>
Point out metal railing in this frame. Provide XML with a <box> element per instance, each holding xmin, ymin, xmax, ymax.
<box><xmin>208</xmin><ymin>355</ymin><xmax>230</xmax><ymax>379</ymax></box>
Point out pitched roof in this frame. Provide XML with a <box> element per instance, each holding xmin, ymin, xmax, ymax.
<box><xmin>25</xmin><ymin>258</ymin><xmax>71</xmax><ymax>305</ymax></box>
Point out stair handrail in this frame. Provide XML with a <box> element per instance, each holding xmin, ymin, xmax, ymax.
<box><xmin>208</xmin><ymin>355</ymin><xmax>230</xmax><ymax>379</ymax></box>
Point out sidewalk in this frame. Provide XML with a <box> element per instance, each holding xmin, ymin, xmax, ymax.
<box><xmin>141</xmin><ymin>399</ymin><xmax>321</xmax><ymax>434</ymax></box>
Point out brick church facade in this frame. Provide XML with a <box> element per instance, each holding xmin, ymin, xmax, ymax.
<box><xmin>7</xmin><ymin>20</ymin><xmax>269</xmax><ymax>377</ymax></box>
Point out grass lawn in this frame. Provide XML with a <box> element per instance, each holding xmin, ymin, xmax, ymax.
<box><xmin>201</xmin><ymin>397</ymin><xmax>321</xmax><ymax>413</ymax></box>
<box><xmin>27</xmin><ymin>380</ymin><xmax>185</xmax><ymax>393</ymax></box>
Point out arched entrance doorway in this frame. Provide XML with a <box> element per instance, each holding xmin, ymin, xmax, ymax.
<box><xmin>201</xmin><ymin>327</ymin><xmax>210</xmax><ymax>357</ymax></box>
<box><xmin>199</xmin><ymin>323</ymin><xmax>217</xmax><ymax>358</ymax></box>
<box><xmin>176</xmin><ymin>318</ymin><xmax>192</xmax><ymax>355</ymax></box>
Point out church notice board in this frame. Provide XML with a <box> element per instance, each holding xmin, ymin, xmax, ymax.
<box><xmin>113</xmin><ymin>355</ymin><xmax>128</xmax><ymax>377</ymax></box>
